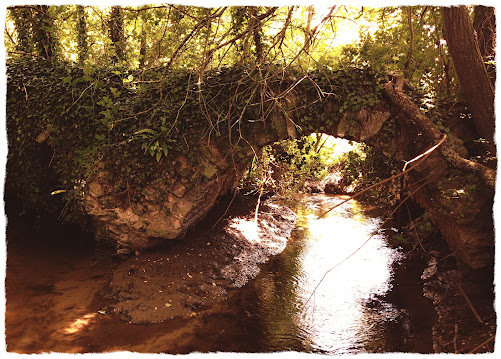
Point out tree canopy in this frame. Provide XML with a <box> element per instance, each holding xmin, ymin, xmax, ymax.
<box><xmin>5</xmin><ymin>4</ymin><xmax>496</xmax><ymax>158</ymax></box>
<box><xmin>2</xmin><ymin>5</ymin><xmax>467</xmax><ymax>92</ymax></box>
<box><xmin>5</xmin><ymin>4</ymin><xmax>497</xmax><ymax>187</ymax></box>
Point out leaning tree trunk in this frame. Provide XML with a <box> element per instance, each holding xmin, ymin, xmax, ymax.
<box><xmin>441</xmin><ymin>6</ymin><xmax>496</xmax><ymax>155</ymax></box>
<box><xmin>383</xmin><ymin>76</ymin><xmax>496</xmax><ymax>191</ymax></box>
<box><xmin>383</xmin><ymin>76</ymin><xmax>495</xmax><ymax>269</ymax></box>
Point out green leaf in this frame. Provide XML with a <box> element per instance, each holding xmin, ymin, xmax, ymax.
<box><xmin>156</xmin><ymin>151</ymin><xmax>162</xmax><ymax>162</ymax></box>
<box><xmin>160</xmin><ymin>141</ymin><xmax>169</xmax><ymax>156</ymax></box>
<box><xmin>99</xmin><ymin>109</ymin><xmax>112</xmax><ymax>120</ymax></box>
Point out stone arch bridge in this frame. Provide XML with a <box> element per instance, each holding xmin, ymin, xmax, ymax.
<box><xmin>6</xmin><ymin>60</ymin><xmax>494</xmax><ymax>270</ymax></box>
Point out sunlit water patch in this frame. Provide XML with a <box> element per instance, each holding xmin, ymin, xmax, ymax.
<box><xmin>253</xmin><ymin>194</ymin><xmax>405</xmax><ymax>353</ymax></box>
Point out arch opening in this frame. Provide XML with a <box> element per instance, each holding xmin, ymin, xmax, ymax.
<box><xmin>240</xmin><ymin>133</ymin><xmax>399</xmax><ymax>207</ymax></box>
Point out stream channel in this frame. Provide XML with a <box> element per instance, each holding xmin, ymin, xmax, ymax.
<box><xmin>5</xmin><ymin>194</ymin><xmax>436</xmax><ymax>353</ymax></box>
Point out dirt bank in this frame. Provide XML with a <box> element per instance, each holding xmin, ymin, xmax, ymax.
<box><xmin>422</xmin><ymin>254</ymin><xmax>496</xmax><ymax>353</ymax></box>
<box><xmin>5</xmin><ymin>194</ymin><xmax>296</xmax><ymax>352</ymax></box>
<box><xmin>103</xmin><ymin>195</ymin><xmax>296</xmax><ymax>324</ymax></box>
<box><xmin>388</xmin><ymin>217</ymin><xmax>496</xmax><ymax>354</ymax></box>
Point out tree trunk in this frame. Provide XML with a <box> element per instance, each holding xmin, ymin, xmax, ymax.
<box><xmin>9</xmin><ymin>6</ymin><xmax>32</xmax><ymax>53</ymax></box>
<box><xmin>250</xmin><ymin>7</ymin><xmax>264</xmax><ymax>63</ymax></box>
<box><xmin>304</xmin><ymin>6</ymin><xmax>314</xmax><ymax>53</ymax></box>
<box><xmin>441</xmin><ymin>6</ymin><xmax>495</xmax><ymax>154</ymax></box>
<box><xmin>31</xmin><ymin>5</ymin><xmax>55</xmax><ymax>59</ymax></box>
<box><xmin>473</xmin><ymin>5</ymin><xmax>496</xmax><ymax>87</ymax></box>
<box><xmin>139</xmin><ymin>23</ymin><xmax>147</xmax><ymax>69</ymax></box>
<box><xmin>109</xmin><ymin>6</ymin><xmax>125</xmax><ymax>64</ymax></box>
<box><xmin>403</xmin><ymin>6</ymin><xmax>414</xmax><ymax>80</ymax></box>
<box><xmin>473</xmin><ymin>6</ymin><xmax>495</xmax><ymax>61</ymax></box>
<box><xmin>75</xmin><ymin>5</ymin><xmax>88</xmax><ymax>65</ymax></box>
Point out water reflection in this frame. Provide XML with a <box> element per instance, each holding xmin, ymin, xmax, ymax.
<box><xmin>256</xmin><ymin>194</ymin><xmax>404</xmax><ymax>353</ymax></box>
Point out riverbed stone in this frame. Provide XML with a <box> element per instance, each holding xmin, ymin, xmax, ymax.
<box><xmin>88</xmin><ymin>181</ymin><xmax>104</xmax><ymax>197</ymax></box>
<box><xmin>171</xmin><ymin>181</ymin><xmax>188</xmax><ymax>198</ymax></box>
<box><xmin>175</xmin><ymin>155</ymin><xmax>192</xmax><ymax>177</ymax></box>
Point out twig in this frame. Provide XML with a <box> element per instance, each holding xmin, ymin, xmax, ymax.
<box><xmin>318</xmin><ymin>134</ymin><xmax>447</xmax><ymax>219</ymax></box>
<box><xmin>61</xmin><ymin>82</ymin><xmax>94</xmax><ymax>116</ymax></box>
<box><xmin>402</xmin><ymin>133</ymin><xmax>447</xmax><ymax>171</ymax></box>
<box><xmin>453</xmin><ymin>280</ymin><xmax>485</xmax><ymax>324</ymax></box>
<box><xmin>467</xmin><ymin>335</ymin><xmax>495</xmax><ymax>353</ymax></box>
<box><xmin>454</xmin><ymin>323</ymin><xmax>458</xmax><ymax>353</ymax></box>
<box><xmin>211</xmin><ymin>188</ymin><xmax>238</xmax><ymax>230</ymax></box>
<box><xmin>406</xmin><ymin>202</ymin><xmax>427</xmax><ymax>253</ymax></box>
<box><xmin>439</xmin><ymin>231</ymin><xmax>479</xmax><ymax>262</ymax></box>
<box><xmin>254</xmin><ymin>187</ymin><xmax>263</xmax><ymax>223</ymax></box>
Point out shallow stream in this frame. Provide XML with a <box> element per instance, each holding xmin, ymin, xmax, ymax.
<box><xmin>5</xmin><ymin>194</ymin><xmax>435</xmax><ymax>353</ymax></box>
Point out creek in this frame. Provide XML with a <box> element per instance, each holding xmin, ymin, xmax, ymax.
<box><xmin>5</xmin><ymin>194</ymin><xmax>435</xmax><ymax>353</ymax></box>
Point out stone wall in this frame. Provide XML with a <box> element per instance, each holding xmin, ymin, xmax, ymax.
<box><xmin>7</xmin><ymin>60</ymin><xmax>494</xmax><ymax>269</ymax></box>
<box><xmin>84</xmin><ymin>142</ymin><xmax>249</xmax><ymax>253</ymax></box>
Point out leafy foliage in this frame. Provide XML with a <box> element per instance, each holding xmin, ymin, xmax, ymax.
<box><xmin>242</xmin><ymin>135</ymin><xmax>334</xmax><ymax>194</ymax></box>
<box><xmin>241</xmin><ymin>134</ymin><xmax>398</xmax><ymax>204</ymax></box>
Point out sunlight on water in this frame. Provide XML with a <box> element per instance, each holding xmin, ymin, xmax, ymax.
<box><xmin>268</xmin><ymin>194</ymin><xmax>403</xmax><ymax>353</ymax></box>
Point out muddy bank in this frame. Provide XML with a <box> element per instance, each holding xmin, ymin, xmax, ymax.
<box><xmin>388</xmin><ymin>217</ymin><xmax>496</xmax><ymax>354</ymax></box>
<box><xmin>422</xmin><ymin>254</ymin><xmax>496</xmax><ymax>353</ymax></box>
<box><xmin>104</xmin><ymin>195</ymin><xmax>296</xmax><ymax>324</ymax></box>
<box><xmin>5</xmin><ymin>194</ymin><xmax>296</xmax><ymax>353</ymax></box>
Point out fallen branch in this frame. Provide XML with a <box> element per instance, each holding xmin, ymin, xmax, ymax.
<box><xmin>453</xmin><ymin>279</ymin><xmax>485</xmax><ymax>324</ymax></box>
<box><xmin>383</xmin><ymin>77</ymin><xmax>496</xmax><ymax>191</ymax></box>
<box><xmin>454</xmin><ymin>323</ymin><xmax>458</xmax><ymax>353</ymax></box>
<box><xmin>467</xmin><ymin>335</ymin><xmax>495</xmax><ymax>353</ymax></box>
<box><xmin>317</xmin><ymin>134</ymin><xmax>446</xmax><ymax>219</ymax></box>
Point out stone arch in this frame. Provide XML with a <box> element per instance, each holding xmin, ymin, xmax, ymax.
<box><xmin>83</xmin><ymin>88</ymin><xmax>394</xmax><ymax>252</ymax></box>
